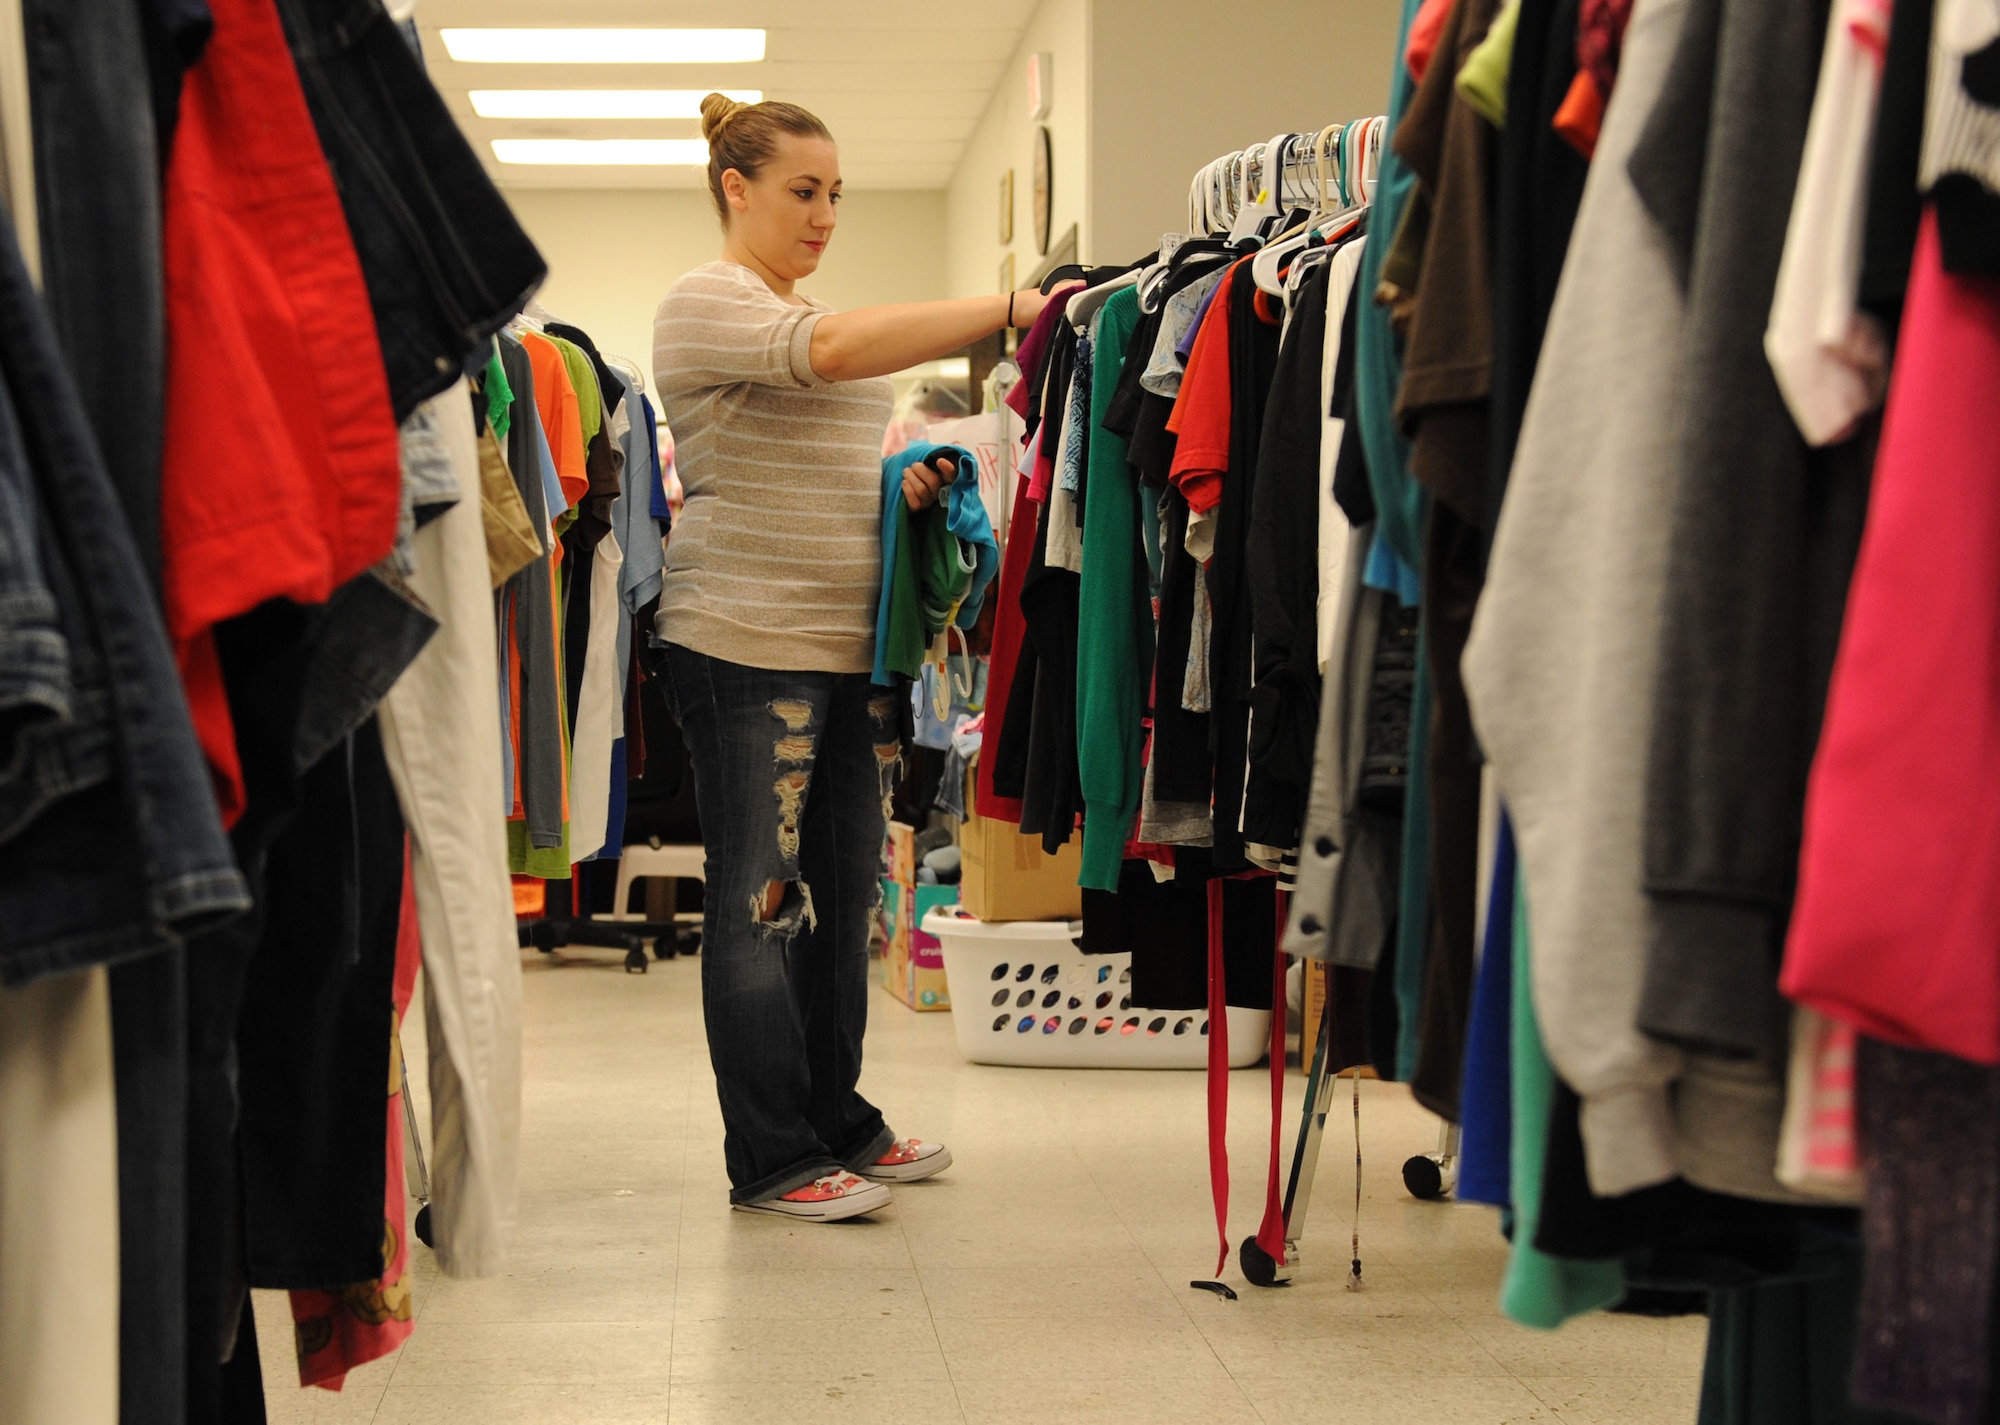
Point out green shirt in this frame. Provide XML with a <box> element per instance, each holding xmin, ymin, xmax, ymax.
<box><xmin>1076</xmin><ymin>288</ymin><xmax>1154</xmax><ymax>890</ymax></box>
<box><xmin>881</xmin><ymin>500</ymin><xmax>974</xmax><ymax>680</ymax></box>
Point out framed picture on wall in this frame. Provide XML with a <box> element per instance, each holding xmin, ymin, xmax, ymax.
<box><xmin>998</xmin><ymin>169</ymin><xmax>1014</xmax><ymax>244</ymax></box>
<box><xmin>999</xmin><ymin>252</ymin><xmax>1015</xmax><ymax>296</ymax></box>
<box><xmin>1032</xmin><ymin>126</ymin><xmax>1053</xmax><ymax>255</ymax></box>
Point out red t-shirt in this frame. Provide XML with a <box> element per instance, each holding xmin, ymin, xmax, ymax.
<box><xmin>1166</xmin><ymin>263</ymin><xmax>1244</xmax><ymax>517</ymax></box>
<box><xmin>159</xmin><ymin>0</ymin><xmax>402</xmax><ymax>821</ymax></box>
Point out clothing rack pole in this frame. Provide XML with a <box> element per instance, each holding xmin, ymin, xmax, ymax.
<box><xmin>1174</xmin><ymin>117</ymin><xmax>1402</xmax><ymax>1289</ymax></box>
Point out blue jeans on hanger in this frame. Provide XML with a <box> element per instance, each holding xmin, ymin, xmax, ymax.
<box><xmin>272</xmin><ymin>0</ymin><xmax>547</xmax><ymax>421</ymax></box>
<box><xmin>658</xmin><ymin>644</ymin><xmax>901</xmax><ymax>1203</ymax></box>
<box><xmin>0</xmin><ymin>200</ymin><xmax>247</xmax><ymax>988</ymax></box>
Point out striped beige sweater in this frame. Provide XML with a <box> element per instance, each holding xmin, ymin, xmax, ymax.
<box><xmin>652</xmin><ymin>261</ymin><xmax>894</xmax><ymax>673</ymax></box>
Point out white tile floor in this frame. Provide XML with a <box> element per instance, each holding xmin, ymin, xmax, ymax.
<box><xmin>256</xmin><ymin>946</ymin><xmax>1708</xmax><ymax>1424</ymax></box>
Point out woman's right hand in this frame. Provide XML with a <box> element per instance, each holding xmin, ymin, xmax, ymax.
<box><xmin>902</xmin><ymin>454</ymin><xmax>952</xmax><ymax>511</ymax></box>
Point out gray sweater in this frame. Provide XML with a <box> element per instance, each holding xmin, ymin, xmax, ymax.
<box><xmin>1461</xmin><ymin>0</ymin><xmax>1692</xmax><ymax>1199</ymax></box>
<box><xmin>652</xmin><ymin>262</ymin><xmax>893</xmax><ymax>674</ymax></box>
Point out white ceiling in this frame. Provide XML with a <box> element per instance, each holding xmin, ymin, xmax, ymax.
<box><xmin>417</xmin><ymin>0</ymin><xmax>1035</xmax><ymax>190</ymax></box>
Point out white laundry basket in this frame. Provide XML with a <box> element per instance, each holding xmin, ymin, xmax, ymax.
<box><xmin>923</xmin><ymin>908</ymin><xmax>1272</xmax><ymax>1069</ymax></box>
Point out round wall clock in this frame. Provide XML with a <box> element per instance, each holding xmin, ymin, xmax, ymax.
<box><xmin>1032</xmin><ymin>125</ymin><xmax>1053</xmax><ymax>256</ymax></box>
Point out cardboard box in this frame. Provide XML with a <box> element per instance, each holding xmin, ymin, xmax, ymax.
<box><xmin>1298</xmin><ymin>958</ymin><xmax>1381</xmax><ymax>1079</ymax></box>
<box><xmin>958</xmin><ymin>769</ymin><xmax>1084</xmax><ymax>922</ymax></box>
<box><xmin>880</xmin><ymin>878</ymin><xmax>957</xmax><ymax>1011</ymax></box>
<box><xmin>1301</xmin><ymin>959</ymin><xmax>1329</xmax><ymax>1075</ymax></box>
<box><xmin>886</xmin><ymin>821</ymin><xmax>918</xmax><ymax>888</ymax></box>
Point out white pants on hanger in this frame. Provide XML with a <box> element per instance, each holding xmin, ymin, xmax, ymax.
<box><xmin>0</xmin><ymin>970</ymin><xmax>119</xmax><ymax>1425</ymax></box>
<box><xmin>567</xmin><ymin>525</ymin><xmax>625</xmax><ymax>863</ymax></box>
<box><xmin>380</xmin><ymin>378</ymin><xmax>523</xmax><ymax>1277</ymax></box>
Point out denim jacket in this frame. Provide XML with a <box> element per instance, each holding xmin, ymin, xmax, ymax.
<box><xmin>0</xmin><ymin>217</ymin><xmax>248</xmax><ymax>984</ymax></box>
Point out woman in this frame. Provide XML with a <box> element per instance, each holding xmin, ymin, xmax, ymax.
<box><xmin>651</xmin><ymin>94</ymin><xmax>1065</xmax><ymax>1221</ymax></box>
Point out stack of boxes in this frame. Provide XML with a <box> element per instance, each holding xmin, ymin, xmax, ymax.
<box><xmin>877</xmin><ymin>765</ymin><xmax>1093</xmax><ymax>1012</ymax></box>
<box><xmin>879</xmin><ymin>822</ymin><xmax>958</xmax><ymax>1011</ymax></box>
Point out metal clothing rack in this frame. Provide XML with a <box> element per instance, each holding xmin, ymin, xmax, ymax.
<box><xmin>1185</xmin><ymin>120</ymin><xmax>1387</xmax><ymax>238</ymax></box>
<box><xmin>1238</xmin><ymin>984</ymin><xmax>1461</xmax><ymax>1288</ymax></box>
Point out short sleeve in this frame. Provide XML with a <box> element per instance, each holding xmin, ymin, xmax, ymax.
<box><xmin>653</xmin><ymin>265</ymin><xmax>832</xmax><ymax>394</ymax></box>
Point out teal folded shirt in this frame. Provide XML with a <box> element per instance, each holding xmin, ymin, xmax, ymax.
<box><xmin>873</xmin><ymin>441</ymin><xmax>998</xmax><ymax>685</ymax></box>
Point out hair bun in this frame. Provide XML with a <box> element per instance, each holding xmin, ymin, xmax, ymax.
<box><xmin>701</xmin><ymin>92</ymin><xmax>750</xmax><ymax>142</ymax></box>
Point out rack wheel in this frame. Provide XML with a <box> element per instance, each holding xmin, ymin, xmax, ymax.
<box><xmin>652</xmin><ymin>938</ymin><xmax>677</xmax><ymax>961</ymax></box>
<box><xmin>1239</xmin><ymin>1236</ymin><xmax>1289</xmax><ymax>1288</ymax></box>
<box><xmin>413</xmin><ymin>1204</ymin><xmax>434</xmax><ymax>1249</ymax></box>
<box><xmin>625</xmin><ymin>948</ymin><xmax>649</xmax><ymax>973</ymax></box>
<box><xmin>1403</xmin><ymin>1153</ymin><xmax>1445</xmax><ymax>1200</ymax></box>
<box><xmin>678</xmin><ymin>930</ymin><xmax>702</xmax><ymax>955</ymax></box>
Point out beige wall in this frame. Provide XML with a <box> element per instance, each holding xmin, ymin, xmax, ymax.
<box><xmin>942</xmin><ymin>0</ymin><xmax>1088</xmax><ymax>300</ymax></box>
<box><xmin>1085</xmin><ymin>0</ymin><xmax>1401</xmax><ymax>263</ymax></box>
<box><xmin>944</xmin><ymin>0</ymin><xmax>1398</xmax><ymax>294</ymax></box>
<box><xmin>505</xmin><ymin>187</ymin><xmax>949</xmax><ymax>391</ymax></box>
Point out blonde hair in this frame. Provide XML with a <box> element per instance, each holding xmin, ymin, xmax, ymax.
<box><xmin>701</xmin><ymin>93</ymin><xmax>834</xmax><ymax>226</ymax></box>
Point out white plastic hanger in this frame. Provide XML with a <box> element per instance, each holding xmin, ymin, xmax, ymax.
<box><xmin>1357</xmin><ymin>117</ymin><xmax>1385</xmax><ymax>205</ymax></box>
<box><xmin>1251</xmin><ymin>124</ymin><xmax>1361</xmax><ymax>296</ymax></box>
<box><xmin>1065</xmin><ymin>266</ymin><xmax>1143</xmax><ymax>330</ymax></box>
<box><xmin>1228</xmin><ymin>135</ymin><xmax>1289</xmax><ymax>240</ymax></box>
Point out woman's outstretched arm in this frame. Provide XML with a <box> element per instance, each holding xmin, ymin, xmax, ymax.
<box><xmin>808</xmin><ymin>287</ymin><xmax>1067</xmax><ymax>382</ymax></box>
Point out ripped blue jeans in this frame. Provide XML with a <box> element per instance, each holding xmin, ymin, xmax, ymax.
<box><xmin>661</xmin><ymin>644</ymin><xmax>902</xmax><ymax>1202</ymax></box>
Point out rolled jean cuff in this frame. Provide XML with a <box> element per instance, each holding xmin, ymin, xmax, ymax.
<box><xmin>838</xmin><ymin>1124</ymin><xmax>899</xmax><ymax>1177</ymax></box>
<box><xmin>729</xmin><ymin>1155</ymin><xmax>845</xmax><ymax>1207</ymax></box>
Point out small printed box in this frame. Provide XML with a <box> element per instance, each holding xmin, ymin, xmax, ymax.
<box><xmin>880</xmin><ymin>878</ymin><xmax>957</xmax><ymax>1011</ymax></box>
<box><xmin>886</xmin><ymin>821</ymin><xmax>918</xmax><ymax>887</ymax></box>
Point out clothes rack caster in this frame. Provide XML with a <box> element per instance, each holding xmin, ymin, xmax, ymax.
<box><xmin>1402</xmin><ymin>1124</ymin><xmax>1461</xmax><ymax>1201</ymax></box>
<box><xmin>1240</xmin><ymin>982</ymin><xmax>1344</xmax><ymax>1288</ymax></box>
<box><xmin>1239</xmin><ymin>1236</ymin><xmax>1292</xmax><ymax>1288</ymax></box>
<box><xmin>401</xmin><ymin>1044</ymin><xmax>435</xmax><ymax>1249</ymax></box>
<box><xmin>625</xmin><ymin>947</ymin><xmax>649</xmax><ymax>973</ymax></box>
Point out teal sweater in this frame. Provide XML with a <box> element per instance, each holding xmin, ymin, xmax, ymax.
<box><xmin>1357</xmin><ymin>0</ymin><xmax>1431</xmax><ymax>573</ymax></box>
<box><xmin>1076</xmin><ymin>289</ymin><xmax>1153</xmax><ymax>890</ymax></box>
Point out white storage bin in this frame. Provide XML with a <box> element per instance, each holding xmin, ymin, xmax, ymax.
<box><xmin>924</xmin><ymin>908</ymin><xmax>1272</xmax><ymax>1069</ymax></box>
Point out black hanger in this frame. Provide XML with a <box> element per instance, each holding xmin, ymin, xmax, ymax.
<box><xmin>1166</xmin><ymin>233</ymin><xmax>1257</xmax><ymax>276</ymax></box>
<box><xmin>1037</xmin><ymin>256</ymin><xmax>1154</xmax><ymax>295</ymax></box>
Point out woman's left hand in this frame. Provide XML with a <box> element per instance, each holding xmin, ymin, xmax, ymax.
<box><xmin>902</xmin><ymin>454</ymin><xmax>953</xmax><ymax>511</ymax></box>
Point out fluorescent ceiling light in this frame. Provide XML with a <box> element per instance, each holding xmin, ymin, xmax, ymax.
<box><xmin>440</xmin><ymin>28</ymin><xmax>766</xmax><ymax>64</ymax></box>
<box><xmin>491</xmin><ymin>138</ymin><xmax>711</xmax><ymax>166</ymax></box>
<box><xmin>470</xmin><ymin>89</ymin><xmax>760</xmax><ymax>120</ymax></box>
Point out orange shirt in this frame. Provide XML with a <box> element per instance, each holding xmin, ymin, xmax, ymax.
<box><xmin>521</xmin><ymin>330</ymin><xmax>589</xmax><ymax>513</ymax></box>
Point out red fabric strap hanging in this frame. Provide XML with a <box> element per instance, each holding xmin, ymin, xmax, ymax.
<box><xmin>1254</xmin><ymin>891</ymin><xmax>1291</xmax><ymax>1266</ymax></box>
<box><xmin>1205</xmin><ymin>879</ymin><xmax>1230</xmax><ymax>1276</ymax></box>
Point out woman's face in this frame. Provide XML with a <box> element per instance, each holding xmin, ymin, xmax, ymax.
<box><xmin>725</xmin><ymin>134</ymin><xmax>842</xmax><ymax>283</ymax></box>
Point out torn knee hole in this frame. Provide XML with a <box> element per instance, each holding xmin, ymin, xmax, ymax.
<box><xmin>751</xmin><ymin>880</ymin><xmax>815</xmax><ymax>933</ymax></box>
<box><xmin>769</xmin><ymin>698</ymin><xmax>815</xmax><ymax>733</ymax></box>
<box><xmin>775</xmin><ymin>735</ymin><xmax>816</xmax><ymax>763</ymax></box>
